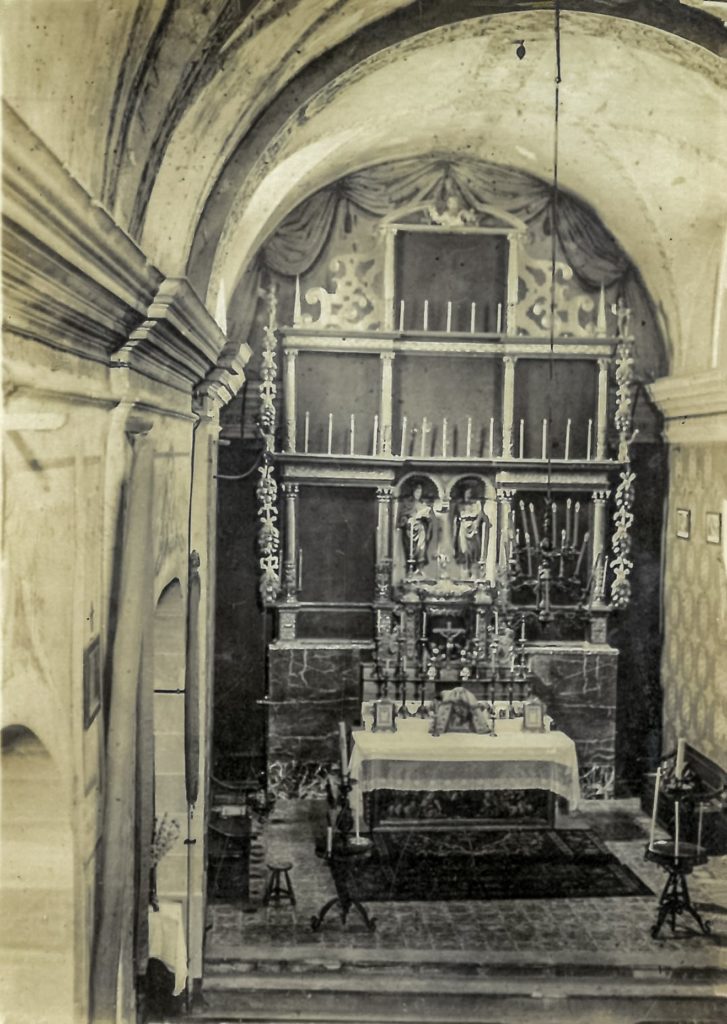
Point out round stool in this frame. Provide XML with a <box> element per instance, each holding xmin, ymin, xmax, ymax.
<box><xmin>262</xmin><ymin>861</ymin><xmax>296</xmax><ymax>919</ymax></box>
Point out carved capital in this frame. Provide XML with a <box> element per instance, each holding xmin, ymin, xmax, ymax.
<box><xmin>592</xmin><ymin>489</ymin><xmax>610</xmax><ymax>504</ymax></box>
<box><xmin>376</xmin><ymin>486</ymin><xmax>394</xmax><ymax>502</ymax></box>
<box><xmin>282</xmin><ymin>482</ymin><xmax>300</xmax><ymax>498</ymax></box>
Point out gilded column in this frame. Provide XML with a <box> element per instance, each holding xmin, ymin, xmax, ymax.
<box><xmin>591</xmin><ymin>489</ymin><xmax>609</xmax><ymax>602</ymax></box>
<box><xmin>505</xmin><ymin>233</ymin><xmax>519</xmax><ymax>335</ymax></box>
<box><xmin>283</xmin><ymin>348</ymin><xmax>297</xmax><ymax>453</ymax></box>
<box><xmin>282</xmin><ymin>482</ymin><xmax>299</xmax><ymax>601</ymax></box>
<box><xmin>375</xmin><ymin>486</ymin><xmax>394</xmax><ymax>601</ymax></box>
<box><xmin>501</xmin><ymin>356</ymin><xmax>517</xmax><ymax>458</ymax></box>
<box><xmin>383</xmin><ymin>228</ymin><xmax>397</xmax><ymax>331</ymax></box>
<box><xmin>595</xmin><ymin>357</ymin><xmax>609</xmax><ymax>461</ymax></box>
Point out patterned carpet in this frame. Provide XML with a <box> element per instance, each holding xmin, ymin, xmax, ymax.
<box><xmin>327</xmin><ymin>828</ymin><xmax>652</xmax><ymax>902</ymax></box>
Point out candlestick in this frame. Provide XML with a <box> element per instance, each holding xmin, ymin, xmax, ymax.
<box><xmin>519</xmin><ymin>419</ymin><xmax>524</xmax><ymax>458</ymax></box>
<box><xmin>399</xmin><ymin>299</ymin><xmax>405</xmax><ymax>332</ymax></box>
<box><xmin>524</xmin><ymin>532</ymin><xmax>533</xmax><ymax>574</ymax></box>
<box><xmin>470</xmin><ymin>302</ymin><xmax>476</xmax><ymax>333</ymax></box>
<box><xmin>350</xmin><ymin>413</ymin><xmax>355</xmax><ymax>455</ymax></box>
<box><xmin>489</xmin><ymin>417</ymin><xmax>494</xmax><ymax>457</ymax></box>
<box><xmin>559</xmin><ymin>529</ymin><xmax>566</xmax><ymax>576</ymax></box>
<box><xmin>446</xmin><ymin>301</ymin><xmax>452</xmax><ymax>333</ymax></box>
<box><xmin>423</xmin><ymin>299</ymin><xmax>429</xmax><ymax>331</ymax></box>
<box><xmin>400</xmin><ymin>416</ymin><xmax>407</xmax><ymax>457</ymax></box>
<box><xmin>565</xmin><ymin>497</ymin><xmax>572</xmax><ymax>546</ymax></box>
<box><xmin>442</xmin><ymin>418</ymin><xmax>448</xmax><ymax>457</ymax></box>
<box><xmin>304</xmin><ymin>411</ymin><xmax>310</xmax><ymax>453</ymax></box>
<box><xmin>338</xmin><ymin>721</ymin><xmax>348</xmax><ymax>779</ymax></box>
<box><xmin>372</xmin><ymin>414</ymin><xmax>378</xmax><ymax>455</ymax></box>
<box><xmin>573</xmin><ymin>501</ymin><xmax>580</xmax><ymax>547</ymax></box>
<box><xmin>528</xmin><ymin>502</ymin><xmax>540</xmax><ymax>548</ymax></box>
<box><xmin>586</xmin><ymin>418</ymin><xmax>593</xmax><ymax>461</ymax></box>
<box><xmin>675</xmin><ymin>737</ymin><xmax>686</xmax><ymax>779</ymax></box>
<box><xmin>466</xmin><ymin>417</ymin><xmax>472</xmax><ymax>457</ymax></box>
<box><xmin>496</xmin><ymin>303</ymin><xmax>502</xmax><ymax>333</ymax></box>
<box><xmin>420</xmin><ymin>417</ymin><xmax>428</xmax><ymax>457</ymax></box>
<box><xmin>564</xmin><ymin>418</ymin><xmax>571</xmax><ymax>460</ymax></box>
<box><xmin>327</xmin><ymin>413</ymin><xmax>333</xmax><ymax>455</ymax></box>
<box><xmin>574</xmin><ymin>531</ymin><xmax>589</xmax><ymax>575</ymax></box>
<box><xmin>648</xmin><ymin>766</ymin><xmax>661</xmax><ymax>851</ymax></box>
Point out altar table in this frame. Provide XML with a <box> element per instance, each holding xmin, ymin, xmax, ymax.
<box><xmin>348</xmin><ymin>717</ymin><xmax>580</xmax><ymax>827</ymax></box>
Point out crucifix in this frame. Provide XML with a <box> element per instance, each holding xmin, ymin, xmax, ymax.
<box><xmin>431</xmin><ymin>618</ymin><xmax>466</xmax><ymax>661</ymax></box>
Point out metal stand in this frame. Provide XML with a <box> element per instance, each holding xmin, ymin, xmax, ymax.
<box><xmin>311</xmin><ymin>775</ymin><xmax>376</xmax><ymax>933</ymax></box>
<box><xmin>645</xmin><ymin>841</ymin><xmax>711</xmax><ymax>939</ymax></box>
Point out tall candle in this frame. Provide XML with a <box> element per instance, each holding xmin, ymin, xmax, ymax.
<box><xmin>542</xmin><ymin>418</ymin><xmax>548</xmax><ymax>460</ymax></box>
<box><xmin>489</xmin><ymin>417</ymin><xmax>494</xmax><ymax>457</ymax></box>
<box><xmin>528</xmin><ymin>502</ymin><xmax>540</xmax><ymax>547</ymax></box>
<box><xmin>574</xmin><ymin>531</ymin><xmax>589</xmax><ymax>575</ymax></box>
<box><xmin>586</xmin><ymin>418</ymin><xmax>593</xmax><ymax>461</ymax></box>
<box><xmin>354</xmin><ymin>800</ymin><xmax>361</xmax><ymax>841</ymax></box>
<box><xmin>648</xmin><ymin>766</ymin><xmax>661</xmax><ymax>851</ymax></box>
<box><xmin>466</xmin><ymin>417</ymin><xmax>472</xmax><ymax>457</ymax></box>
<box><xmin>442</xmin><ymin>418</ymin><xmax>448</xmax><ymax>457</ymax></box>
<box><xmin>573</xmin><ymin>502</ymin><xmax>580</xmax><ymax>547</ymax></box>
<box><xmin>470</xmin><ymin>302</ymin><xmax>476</xmax><ymax>333</ymax></box>
<box><xmin>400</xmin><ymin>416</ymin><xmax>408</xmax><ymax>457</ymax></box>
<box><xmin>552</xmin><ymin>502</ymin><xmax>558</xmax><ymax>547</ymax></box>
<box><xmin>521</xmin><ymin>617</ymin><xmax>526</xmax><ymax>641</ymax></box>
<box><xmin>565</xmin><ymin>497</ymin><xmax>572</xmax><ymax>546</ymax></box>
<box><xmin>327</xmin><ymin>413</ymin><xmax>333</xmax><ymax>455</ymax></box>
<box><xmin>326</xmin><ymin>825</ymin><xmax>333</xmax><ymax>856</ymax></box>
<box><xmin>423</xmin><ymin>299</ymin><xmax>429</xmax><ymax>331</ymax></box>
<box><xmin>298</xmin><ymin>548</ymin><xmax>303</xmax><ymax>589</ymax></box>
<box><xmin>399</xmin><ymin>299</ymin><xmax>405</xmax><ymax>332</ymax></box>
<box><xmin>372</xmin><ymin>414</ymin><xmax>378</xmax><ymax>455</ymax></box>
<box><xmin>675</xmin><ymin>737</ymin><xmax>686</xmax><ymax>779</ymax></box>
<box><xmin>446</xmin><ymin>301</ymin><xmax>452</xmax><ymax>333</ymax></box>
<box><xmin>350</xmin><ymin>413</ymin><xmax>355</xmax><ymax>455</ymax></box>
<box><xmin>496</xmin><ymin>303</ymin><xmax>503</xmax><ymax>333</ymax></box>
<box><xmin>524</xmin><ymin>532</ymin><xmax>533</xmax><ymax>574</ymax></box>
<box><xmin>559</xmin><ymin>529</ymin><xmax>566</xmax><ymax>575</ymax></box>
<box><xmin>304</xmin><ymin>411</ymin><xmax>310</xmax><ymax>453</ymax></box>
<box><xmin>519</xmin><ymin>419</ymin><xmax>525</xmax><ymax>458</ymax></box>
<box><xmin>564</xmin><ymin>418</ymin><xmax>571</xmax><ymax>461</ymax></box>
<box><xmin>338</xmin><ymin>720</ymin><xmax>348</xmax><ymax>778</ymax></box>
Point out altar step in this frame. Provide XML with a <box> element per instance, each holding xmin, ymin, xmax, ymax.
<box><xmin>178</xmin><ymin>946</ymin><xmax>727</xmax><ymax>1024</ymax></box>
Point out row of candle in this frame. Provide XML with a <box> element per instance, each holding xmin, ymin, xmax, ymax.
<box><xmin>397</xmin><ymin>299</ymin><xmax>503</xmax><ymax>334</ymax></box>
<box><xmin>301</xmin><ymin>412</ymin><xmax>594</xmax><ymax>459</ymax></box>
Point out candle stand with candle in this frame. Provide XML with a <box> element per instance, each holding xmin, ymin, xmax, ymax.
<box><xmin>311</xmin><ymin>770</ymin><xmax>376</xmax><ymax>933</ymax></box>
<box><xmin>644</xmin><ymin>754</ymin><xmax>712</xmax><ymax>939</ymax></box>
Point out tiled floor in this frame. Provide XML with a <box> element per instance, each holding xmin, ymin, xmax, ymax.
<box><xmin>205</xmin><ymin>798</ymin><xmax>727</xmax><ymax>965</ymax></box>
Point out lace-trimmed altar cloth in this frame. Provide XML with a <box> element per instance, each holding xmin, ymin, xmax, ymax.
<box><xmin>348</xmin><ymin>725</ymin><xmax>580</xmax><ymax>820</ymax></box>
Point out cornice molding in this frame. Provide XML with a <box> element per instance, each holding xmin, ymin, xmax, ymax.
<box><xmin>648</xmin><ymin>371</ymin><xmax>727</xmax><ymax>443</ymax></box>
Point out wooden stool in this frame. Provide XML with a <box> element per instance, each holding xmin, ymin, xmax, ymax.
<box><xmin>262</xmin><ymin>861</ymin><xmax>296</xmax><ymax>919</ymax></box>
<box><xmin>645</xmin><ymin>840</ymin><xmax>711</xmax><ymax>939</ymax></box>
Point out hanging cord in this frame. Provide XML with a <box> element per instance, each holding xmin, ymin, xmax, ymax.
<box><xmin>546</xmin><ymin>0</ymin><xmax>562</xmax><ymax>505</ymax></box>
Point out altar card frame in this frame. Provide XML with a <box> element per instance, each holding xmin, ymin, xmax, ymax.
<box><xmin>371</xmin><ymin>698</ymin><xmax>397</xmax><ymax>733</ymax></box>
<box><xmin>523</xmin><ymin>696</ymin><xmax>546</xmax><ymax>733</ymax></box>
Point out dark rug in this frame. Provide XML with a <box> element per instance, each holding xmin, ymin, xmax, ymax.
<box><xmin>333</xmin><ymin>829</ymin><xmax>652</xmax><ymax>901</ymax></box>
<box><xmin>579</xmin><ymin>809</ymin><xmax>649</xmax><ymax>841</ymax></box>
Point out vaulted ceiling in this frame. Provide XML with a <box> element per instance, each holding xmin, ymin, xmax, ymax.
<box><xmin>4</xmin><ymin>0</ymin><xmax>726</xmax><ymax>373</ymax></box>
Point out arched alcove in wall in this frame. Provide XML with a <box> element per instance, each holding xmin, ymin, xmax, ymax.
<box><xmin>1</xmin><ymin>725</ymin><xmax>75</xmax><ymax>1024</ymax></box>
<box><xmin>152</xmin><ymin>579</ymin><xmax>188</xmax><ymax>904</ymax></box>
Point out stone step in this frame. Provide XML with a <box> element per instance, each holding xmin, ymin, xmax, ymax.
<box><xmin>177</xmin><ymin>970</ymin><xmax>727</xmax><ymax>1024</ymax></box>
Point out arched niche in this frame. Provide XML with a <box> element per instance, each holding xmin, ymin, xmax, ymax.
<box><xmin>151</xmin><ymin>579</ymin><xmax>188</xmax><ymax>904</ymax></box>
<box><xmin>1</xmin><ymin>725</ymin><xmax>75</xmax><ymax>1024</ymax></box>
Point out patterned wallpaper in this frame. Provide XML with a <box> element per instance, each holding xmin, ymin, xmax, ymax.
<box><xmin>662</xmin><ymin>443</ymin><xmax>727</xmax><ymax>770</ymax></box>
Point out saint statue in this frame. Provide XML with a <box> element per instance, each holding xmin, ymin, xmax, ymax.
<box><xmin>398</xmin><ymin>483</ymin><xmax>433</xmax><ymax>568</ymax></box>
<box><xmin>453</xmin><ymin>486</ymin><xmax>490</xmax><ymax>572</ymax></box>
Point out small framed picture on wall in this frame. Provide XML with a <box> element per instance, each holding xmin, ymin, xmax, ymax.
<box><xmin>706</xmin><ymin>511</ymin><xmax>722</xmax><ymax>545</ymax></box>
<box><xmin>676</xmin><ymin>508</ymin><xmax>691</xmax><ymax>540</ymax></box>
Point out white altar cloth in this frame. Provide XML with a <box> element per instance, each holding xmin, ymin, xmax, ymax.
<box><xmin>348</xmin><ymin>719</ymin><xmax>580</xmax><ymax>820</ymax></box>
<box><xmin>148</xmin><ymin>899</ymin><xmax>187</xmax><ymax>996</ymax></box>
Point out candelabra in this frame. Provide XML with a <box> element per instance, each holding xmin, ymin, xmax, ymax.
<box><xmin>509</xmin><ymin>498</ymin><xmax>594</xmax><ymax>624</ymax></box>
